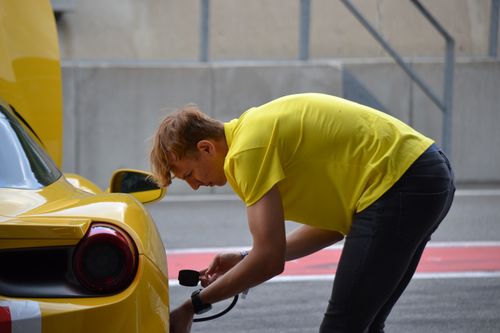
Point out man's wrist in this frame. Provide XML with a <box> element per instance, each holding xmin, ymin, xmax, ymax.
<box><xmin>191</xmin><ymin>289</ymin><xmax>212</xmax><ymax>314</ymax></box>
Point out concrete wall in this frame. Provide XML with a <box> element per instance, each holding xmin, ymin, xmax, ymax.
<box><xmin>342</xmin><ymin>59</ymin><xmax>500</xmax><ymax>184</ymax></box>
<box><xmin>61</xmin><ymin>61</ymin><xmax>343</xmax><ymax>193</ymax></box>
<box><xmin>56</xmin><ymin>0</ymin><xmax>495</xmax><ymax>61</ymax></box>
<box><xmin>61</xmin><ymin>59</ymin><xmax>500</xmax><ymax>193</ymax></box>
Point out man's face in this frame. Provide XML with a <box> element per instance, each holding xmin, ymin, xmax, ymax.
<box><xmin>169</xmin><ymin>140</ymin><xmax>227</xmax><ymax>190</ymax></box>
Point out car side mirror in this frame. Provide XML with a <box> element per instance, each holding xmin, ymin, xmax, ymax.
<box><xmin>109</xmin><ymin>169</ymin><xmax>166</xmax><ymax>204</ymax></box>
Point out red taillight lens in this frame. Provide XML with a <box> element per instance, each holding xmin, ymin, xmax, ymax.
<box><xmin>73</xmin><ymin>223</ymin><xmax>138</xmax><ymax>294</ymax></box>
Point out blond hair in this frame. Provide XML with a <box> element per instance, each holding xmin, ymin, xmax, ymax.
<box><xmin>150</xmin><ymin>104</ymin><xmax>224</xmax><ymax>187</ymax></box>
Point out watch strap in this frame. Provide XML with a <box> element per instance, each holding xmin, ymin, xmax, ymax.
<box><xmin>191</xmin><ymin>289</ymin><xmax>212</xmax><ymax>314</ymax></box>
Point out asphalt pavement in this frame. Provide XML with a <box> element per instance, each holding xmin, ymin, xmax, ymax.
<box><xmin>149</xmin><ymin>184</ymin><xmax>500</xmax><ymax>333</ymax></box>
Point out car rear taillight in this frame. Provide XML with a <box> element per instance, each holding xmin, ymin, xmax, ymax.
<box><xmin>73</xmin><ymin>223</ymin><xmax>138</xmax><ymax>294</ymax></box>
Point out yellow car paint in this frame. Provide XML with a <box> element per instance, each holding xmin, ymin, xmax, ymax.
<box><xmin>21</xmin><ymin>257</ymin><xmax>168</xmax><ymax>333</ymax></box>
<box><xmin>0</xmin><ymin>0</ymin><xmax>63</xmax><ymax>167</ymax></box>
<box><xmin>0</xmin><ymin>175</ymin><xmax>168</xmax><ymax>277</ymax></box>
<box><xmin>0</xmin><ymin>218</ymin><xmax>89</xmax><ymax>250</ymax></box>
<box><xmin>65</xmin><ymin>173</ymin><xmax>105</xmax><ymax>195</ymax></box>
<box><xmin>0</xmin><ymin>0</ymin><xmax>170</xmax><ymax>331</ymax></box>
<box><xmin>0</xmin><ymin>165</ymin><xmax>170</xmax><ymax>333</ymax></box>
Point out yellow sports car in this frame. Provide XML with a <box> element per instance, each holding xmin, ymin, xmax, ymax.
<box><xmin>0</xmin><ymin>1</ymin><xmax>170</xmax><ymax>332</ymax></box>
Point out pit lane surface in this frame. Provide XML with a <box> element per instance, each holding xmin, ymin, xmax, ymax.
<box><xmin>151</xmin><ymin>186</ymin><xmax>500</xmax><ymax>332</ymax></box>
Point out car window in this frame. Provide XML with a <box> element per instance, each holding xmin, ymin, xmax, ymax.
<box><xmin>0</xmin><ymin>105</ymin><xmax>61</xmax><ymax>189</ymax></box>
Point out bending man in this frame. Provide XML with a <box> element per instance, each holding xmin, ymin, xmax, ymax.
<box><xmin>150</xmin><ymin>93</ymin><xmax>455</xmax><ymax>333</ymax></box>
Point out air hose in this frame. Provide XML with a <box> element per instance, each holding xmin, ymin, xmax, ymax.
<box><xmin>178</xmin><ymin>269</ymin><xmax>240</xmax><ymax>322</ymax></box>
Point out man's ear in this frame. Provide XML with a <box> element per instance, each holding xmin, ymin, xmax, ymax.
<box><xmin>196</xmin><ymin>140</ymin><xmax>215</xmax><ymax>154</ymax></box>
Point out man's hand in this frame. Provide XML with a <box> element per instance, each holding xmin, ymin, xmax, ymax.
<box><xmin>169</xmin><ymin>301</ymin><xmax>194</xmax><ymax>333</ymax></box>
<box><xmin>199</xmin><ymin>252</ymin><xmax>243</xmax><ymax>287</ymax></box>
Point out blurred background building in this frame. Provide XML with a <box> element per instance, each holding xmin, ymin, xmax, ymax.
<box><xmin>51</xmin><ymin>0</ymin><xmax>500</xmax><ymax>194</ymax></box>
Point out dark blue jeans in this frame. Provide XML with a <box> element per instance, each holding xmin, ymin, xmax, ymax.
<box><xmin>320</xmin><ymin>145</ymin><xmax>455</xmax><ymax>333</ymax></box>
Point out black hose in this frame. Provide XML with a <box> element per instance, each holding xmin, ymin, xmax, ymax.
<box><xmin>193</xmin><ymin>295</ymin><xmax>239</xmax><ymax>322</ymax></box>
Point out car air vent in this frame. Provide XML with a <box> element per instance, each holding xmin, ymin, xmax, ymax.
<box><xmin>0</xmin><ymin>246</ymin><xmax>95</xmax><ymax>297</ymax></box>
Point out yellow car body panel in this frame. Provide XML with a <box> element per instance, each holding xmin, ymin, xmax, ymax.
<box><xmin>0</xmin><ymin>217</ymin><xmax>89</xmax><ymax>250</ymax></box>
<box><xmin>0</xmin><ymin>176</ymin><xmax>168</xmax><ymax>277</ymax></box>
<box><xmin>0</xmin><ymin>176</ymin><xmax>170</xmax><ymax>333</ymax></box>
<box><xmin>65</xmin><ymin>173</ymin><xmax>105</xmax><ymax>195</ymax></box>
<box><xmin>2</xmin><ymin>257</ymin><xmax>169</xmax><ymax>333</ymax></box>
<box><xmin>0</xmin><ymin>1</ymin><xmax>170</xmax><ymax>332</ymax></box>
<box><xmin>0</xmin><ymin>0</ymin><xmax>63</xmax><ymax>167</ymax></box>
<box><xmin>41</xmin><ymin>258</ymin><xmax>169</xmax><ymax>333</ymax></box>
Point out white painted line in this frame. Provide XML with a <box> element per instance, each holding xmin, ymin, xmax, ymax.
<box><xmin>265</xmin><ymin>271</ymin><xmax>500</xmax><ymax>282</ymax></box>
<box><xmin>426</xmin><ymin>241</ymin><xmax>500</xmax><ymax>247</ymax></box>
<box><xmin>166</xmin><ymin>246</ymin><xmax>250</xmax><ymax>255</ymax></box>
<box><xmin>455</xmin><ymin>189</ymin><xmax>500</xmax><ymax>196</ymax></box>
<box><xmin>412</xmin><ymin>271</ymin><xmax>500</xmax><ymax>279</ymax></box>
<box><xmin>165</xmin><ymin>241</ymin><xmax>500</xmax><ymax>254</ymax></box>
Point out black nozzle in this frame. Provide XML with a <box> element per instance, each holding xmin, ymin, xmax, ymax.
<box><xmin>178</xmin><ymin>269</ymin><xmax>200</xmax><ymax>287</ymax></box>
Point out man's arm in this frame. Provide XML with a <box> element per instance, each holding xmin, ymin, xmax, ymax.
<box><xmin>191</xmin><ymin>185</ymin><xmax>286</xmax><ymax>304</ymax></box>
<box><xmin>173</xmin><ymin>185</ymin><xmax>343</xmax><ymax>318</ymax></box>
<box><xmin>285</xmin><ymin>225</ymin><xmax>344</xmax><ymax>261</ymax></box>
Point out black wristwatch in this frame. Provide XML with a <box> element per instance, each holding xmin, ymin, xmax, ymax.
<box><xmin>191</xmin><ymin>289</ymin><xmax>212</xmax><ymax>314</ymax></box>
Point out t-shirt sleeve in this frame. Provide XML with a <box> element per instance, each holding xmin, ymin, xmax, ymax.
<box><xmin>225</xmin><ymin>145</ymin><xmax>285</xmax><ymax>206</ymax></box>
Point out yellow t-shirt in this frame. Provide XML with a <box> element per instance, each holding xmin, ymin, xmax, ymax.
<box><xmin>223</xmin><ymin>93</ymin><xmax>433</xmax><ymax>234</ymax></box>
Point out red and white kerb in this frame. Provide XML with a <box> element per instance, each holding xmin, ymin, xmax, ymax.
<box><xmin>0</xmin><ymin>301</ymin><xmax>41</xmax><ymax>333</ymax></box>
